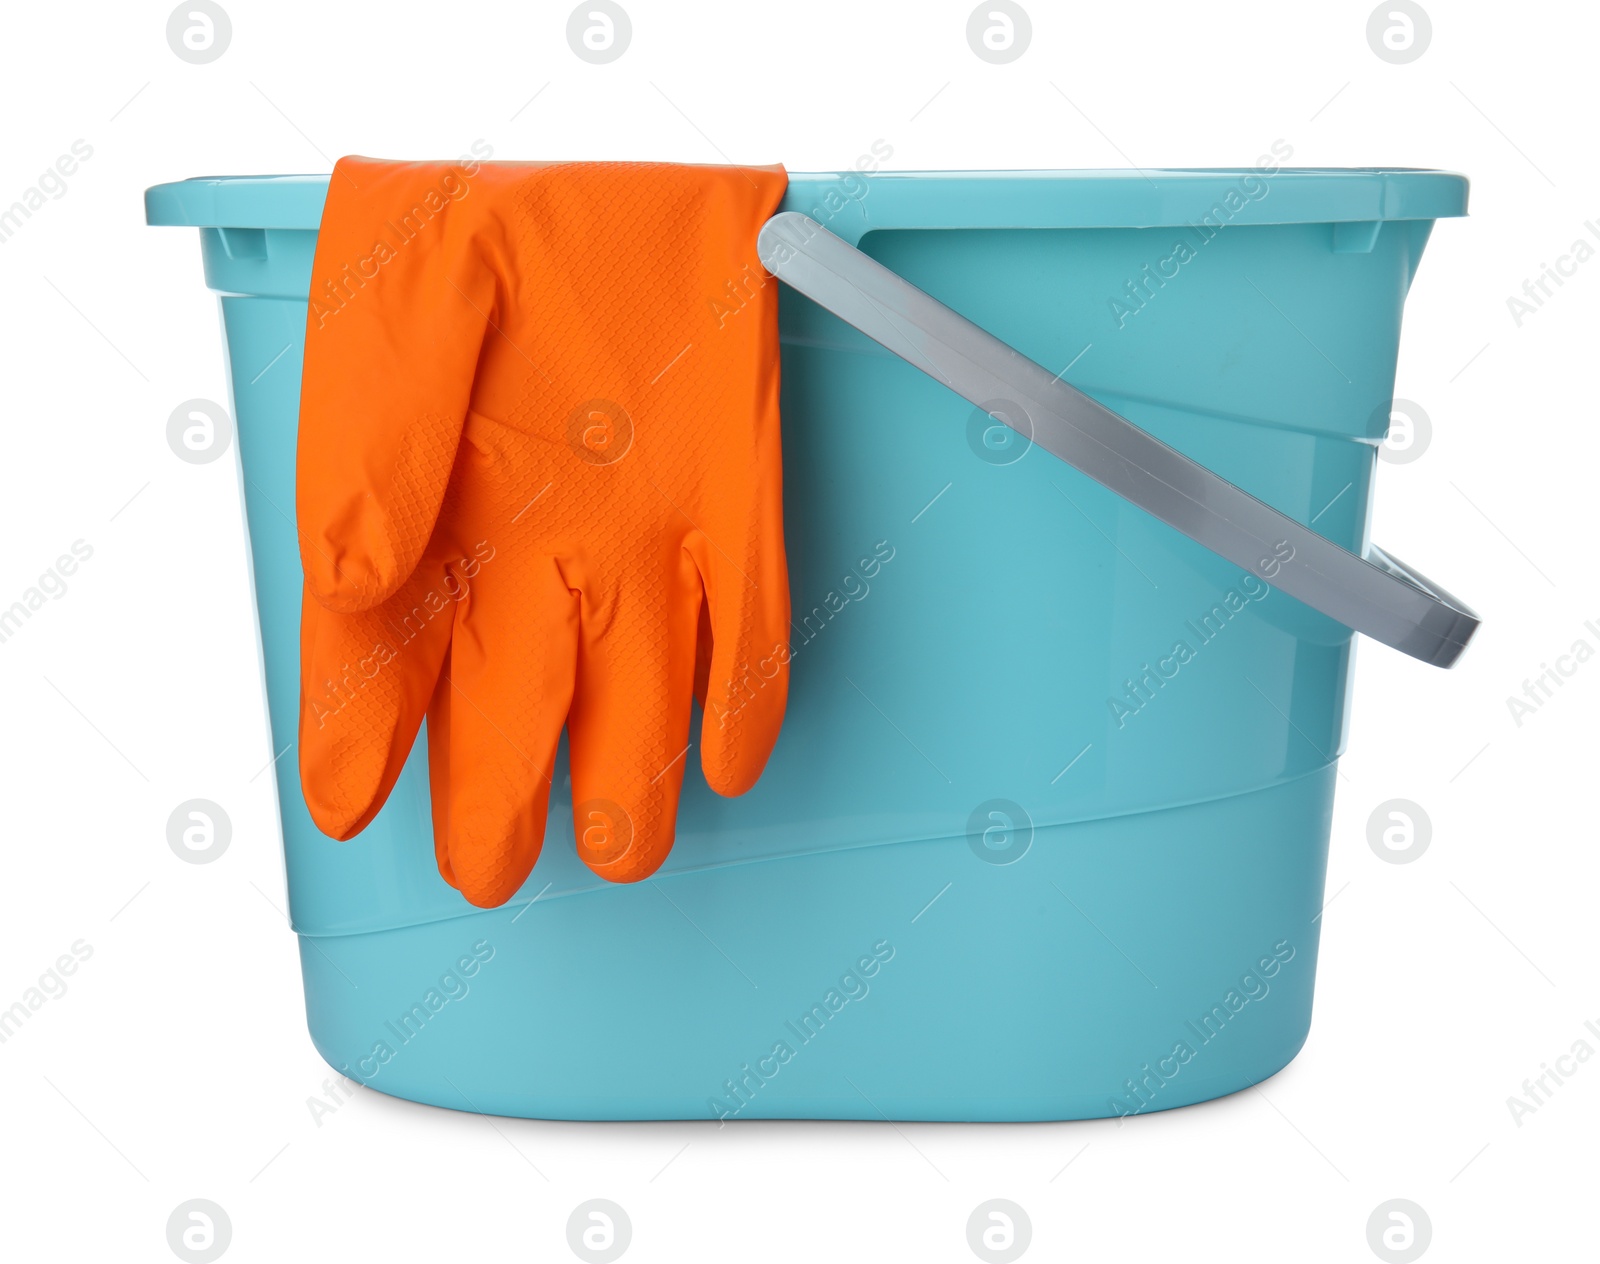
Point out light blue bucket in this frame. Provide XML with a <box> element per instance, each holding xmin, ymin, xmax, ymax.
<box><xmin>146</xmin><ymin>168</ymin><xmax>1469</xmax><ymax>1120</ymax></box>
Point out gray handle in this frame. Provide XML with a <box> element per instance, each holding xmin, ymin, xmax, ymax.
<box><xmin>757</xmin><ymin>212</ymin><xmax>1479</xmax><ymax>668</ymax></box>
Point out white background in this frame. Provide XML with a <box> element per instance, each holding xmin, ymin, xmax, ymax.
<box><xmin>1</xmin><ymin>1</ymin><xmax>1595</xmax><ymax>1260</ymax></box>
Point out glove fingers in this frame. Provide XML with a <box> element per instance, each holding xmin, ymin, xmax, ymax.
<box><xmin>689</xmin><ymin>530</ymin><xmax>791</xmax><ymax>797</ymax></box>
<box><xmin>298</xmin><ymin>573</ymin><xmax>453</xmax><ymax>840</ymax></box>
<box><xmin>427</xmin><ymin>555</ymin><xmax>578</xmax><ymax>908</ymax></box>
<box><xmin>297</xmin><ymin>157</ymin><xmax>494</xmax><ymax>613</ymax></box>
<box><xmin>566</xmin><ymin>551</ymin><xmax>702</xmax><ymax>882</ymax></box>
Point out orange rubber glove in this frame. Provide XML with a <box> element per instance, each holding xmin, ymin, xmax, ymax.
<box><xmin>296</xmin><ymin>157</ymin><xmax>790</xmax><ymax>905</ymax></box>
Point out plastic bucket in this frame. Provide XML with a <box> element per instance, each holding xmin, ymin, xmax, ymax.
<box><xmin>146</xmin><ymin>168</ymin><xmax>1468</xmax><ymax>1121</ymax></box>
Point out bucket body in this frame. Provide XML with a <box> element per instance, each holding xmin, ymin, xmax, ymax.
<box><xmin>147</xmin><ymin>168</ymin><xmax>1466</xmax><ymax>1120</ymax></box>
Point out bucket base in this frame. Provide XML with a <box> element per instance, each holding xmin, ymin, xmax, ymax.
<box><xmin>300</xmin><ymin>767</ymin><xmax>1334</xmax><ymax>1122</ymax></box>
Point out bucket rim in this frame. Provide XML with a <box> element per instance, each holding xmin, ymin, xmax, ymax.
<box><xmin>145</xmin><ymin>166</ymin><xmax>1468</xmax><ymax>233</ymax></box>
